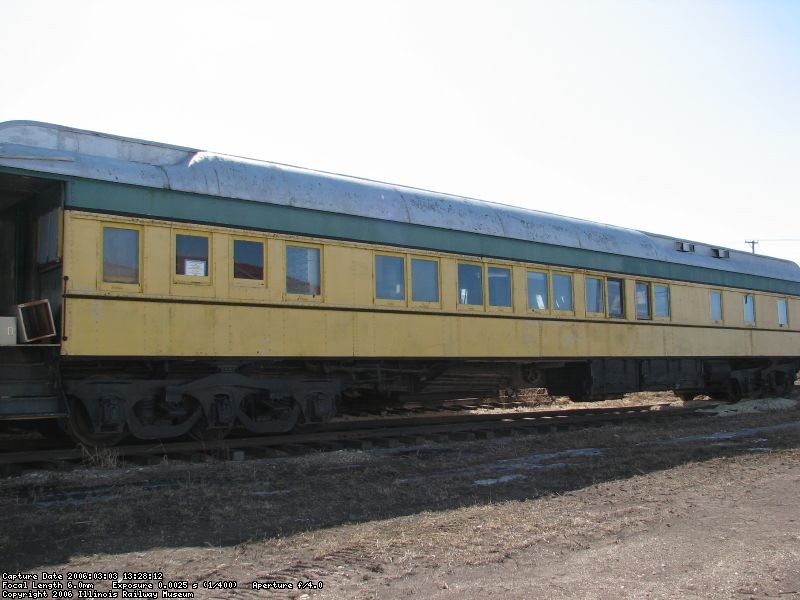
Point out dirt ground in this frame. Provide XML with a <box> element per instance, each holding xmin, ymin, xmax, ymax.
<box><xmin>2</xmin><ymin>394</ymin><xmax>799</xmax><ymax>599</ymax></box>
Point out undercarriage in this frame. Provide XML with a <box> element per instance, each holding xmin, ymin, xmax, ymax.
<box><xmin>2</xmin><ymin>356</ymin><xmax>793</xmax><ymax>446</ymax></box>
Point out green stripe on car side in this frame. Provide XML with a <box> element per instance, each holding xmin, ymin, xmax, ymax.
<box><xmin>49</xmin><ymin>177</ymin><xmax>797</xmax><ymax>297</ymax></box>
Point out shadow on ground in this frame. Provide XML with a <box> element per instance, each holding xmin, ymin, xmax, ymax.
<box><xmin>3</xmin><ymin>406</ymin><xmax>800</xmax><ymax>571</ymax></box>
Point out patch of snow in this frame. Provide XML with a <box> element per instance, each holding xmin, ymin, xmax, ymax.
<box><xmin>496</xmin><ymin>447</ymin><xmax>603</xmax><ymax>470</ymax></box>
<box><xmin>37</xmin><ymin>493</ymin><xmax>122</xmax><ymax>508</ymax></box>
<box><xmin>639</xmin><ymin>421</ymin><xmax>800</xmax><ymax>447</ymax></box>
<box><xmin>474</xmin><ymin>474</ymin><xmax>525</xmax><ymax>486</ymax></box>
<box><xmin>252</xmin><ymin>489</ymin><xmax>290</xmax><ymax>497</ymax></box>
<box><xmin>397</xmin><ymin>447</ymin><xmax>603</xmax><ymax>484</ymax></box>
<box><xmin>698</xmin><ymin>398</ymin><xmax>798</xmax><ymax>416</ymax></box>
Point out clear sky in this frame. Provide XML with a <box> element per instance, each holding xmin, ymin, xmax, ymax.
<box><xmin>2</xmin><ymin>0</ymin><xmax>799</xmax><ymax>265</ymax></box>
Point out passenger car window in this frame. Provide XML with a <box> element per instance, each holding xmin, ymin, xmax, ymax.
<box><xmin>527</xmin><ymin>272</ymin><xmax>548</xmax><ymax>310</ymax></box>
<box><xmin>635</xmin><ymin>282</ymin><xmax>651</xmax><ymax>319</ymax></box>
<box><xmin>233</xmin><ymin>239</ymin><xmax>264</xmax><ymax>280</ymax></box>
<box><xmin>585</xmin><ymin>276</ymin><xmax>604</xmax><ymax>313</ymax></box>
<box><xmin>743</xmin><ymin>295</ymin><xmax>755</xmax><ymax>324</ymax></box>
<box><xmin>411</xmin><ymin>258</ymin><xmax>439</xmax><ymax>303</ymax></box>
<box><xmin>458</xmin><ymin>263</ymin><xmax>483</xmax><ymax>306</ymax></box>
<box><xmin>778</xmin><ymin>299</ymin><xmax>789</xmax><ymax>327</ymax></box>
<box><xmin>552</xmin><ymin>273</ymin><xmax>573</xmax><ymax>311</ymax></box>
<box><xmin>710</xmin><ymin>290</ymin><xmax>723</xmax><ymax>321</ymax></box>
<box><xmin>488</xmin><ymin>266</ymin><xmax>512</xmax><ymax>307</ymax></box>
<box><xmin>607</xmin><ymin>278</ymin><xmax>624</xmax><ymax>317</ymax></box>
<box><xmin>176</xmin><ymin>234</ymin><xmax>209</xmax><ymax>277</ymax></box>
<box><xmin>375</xmin><ymin>255</ymin><xmax>405</xmax><ymax>300</ymax></box>
<box><xmin>654</xmin><ymin>284</ymin><xmax>670</xmax><ymax>318</ymax></box>
<box><xmin>103</xmin><ymin>227</ymin><xmax>139</xmax><ymax>284</ymax></box>
<box><xmin>286</xmin><ymin>245</ymin><xmax>321</xmax><ymax>295</ymax></box>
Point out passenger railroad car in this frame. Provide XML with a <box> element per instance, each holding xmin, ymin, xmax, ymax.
<box><xmin>0</xmin><ymin>121</ymin><xmax>798</xmax><ymax>444</ymax></box>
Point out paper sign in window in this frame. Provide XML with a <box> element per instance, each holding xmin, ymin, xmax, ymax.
<box><xmin>184</xmin><ymin>259</ymin><xmax>207</xmax><ymax>276</ymax></box>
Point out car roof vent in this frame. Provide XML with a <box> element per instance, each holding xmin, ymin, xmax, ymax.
<box><xmin>675</xmin><ymin>241</ymin><xmax>696</xmax><ymax>252</ymax></box>
<box><xmin>711</xmin><ymin>248</ymin><xmax>730</xmax><ymax>259</ymax></box>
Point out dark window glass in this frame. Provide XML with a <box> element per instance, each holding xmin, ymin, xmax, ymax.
<box><xmin>585</xmin><ymin>277</ymin><xmax>604</xmax><ymax>313</ymax></box>
<box><xmin>458</xmin><ymin>263</ymin><xmax>483</xmax><ymax>306</ymax></box>
<box><xmin>636</xmin><ymin>282</ymin><xmax>651</xmax><ymax>319</ymax></box>
<box><xmin>553</xmin><ymin>274</ymin><xmax>573</xmax><ymax>310</ymax></box>
<box><xmin>411</xmin><ymin>258</ymin><xmax>439</xmax><ymax>302</ymax></box>
<box><xmin>527</xmin><ymin>272</ymin><xmax>548</xmax><ymax>310</ymax></box>
<box><xmin>743</xmin><ymin>295</ymin><xmax>755</xmax><ymax>324</ymax></box>
<box><xmin>607</xmin><ymin>278</ymin><xmax>624</xmax><ymax>317</ymax></box>
<box><xmin>103</xmin><ymin>227</ymin><xmax>139</xmax><ymax>284</ymax></box>
<box><xmin>376</xmin><ymin>255</ymin><xmax>405</xmax><ymax>300</ymax></box>
<box><xmin>654</xmin><ymin>284</ymin><xmax>670</xmax><ymax>317</ymax></box>
<box><xmin>488</xmin><ymin>267</ymin><xmax>512</xmax><ymax>307</ymax></box>
<box><xmin>176</xmin><ymin>234</ymin><xmax>208</xmax><ymax>276</ymax></box>
<box><xmin>233</xmin><ymin>240</ymin><xmax>264</xmax><ymax>280</ymax></box>
<box><xmin>37</xmin><ymin>209</ymin><xmax>59</xmax><ymax>264</ymax></box>
<box><xmin>286</xmin><ymin>245</ymin><xmax>321</xmax><ymax>295</ymax></box>
<box><xmin>710</xmin><ymin>291</ymin><xmax>723</xmax><ymax>321</ymax></box>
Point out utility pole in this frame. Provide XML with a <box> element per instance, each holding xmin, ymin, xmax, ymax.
<box><xmin>744</xmin><ymin>239</ymin><xmax>800</xmax><ymax>254</ymax></box>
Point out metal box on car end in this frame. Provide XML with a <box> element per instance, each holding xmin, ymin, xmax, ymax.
<box><xmin>15</xmin><ymin>300</ymin><xmax>56</xmax><ymax>343</ymax></box>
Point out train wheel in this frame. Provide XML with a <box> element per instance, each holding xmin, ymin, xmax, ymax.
<box><xmin>771</xmin><ymin>372</ymin><xmax>793</xmax><ymax>397</ymax></box>
<box><xmin>65</xmin><ymin>396</ymin><xmax>127</xmax><ymax>447</ymax></box>
<box><xmin>723</xmin><ymin>380</ymin><xmax>743</xmax><ymax>403</ymax></box>
<box><xmin>186</xmin><ymin>394</ymin><xmax>235</xmax><ymax>441</ymax></box>
<box><xmin>746</xmin><ymin>386</ymin><xmax>764</xmax><ymax>400</ymax></box>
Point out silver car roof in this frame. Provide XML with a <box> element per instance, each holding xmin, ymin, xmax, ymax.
<box><xmin>1</xmin><ymin>120</ymin><xmax>798</xmax><ymax>283</ymax></box>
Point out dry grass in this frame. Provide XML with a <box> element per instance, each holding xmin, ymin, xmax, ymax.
<box><xmin>0</xmin><ymin>395</ymin><xmax>798</xmax><ymax>598</ymax></box>
<box><xmin>79</xmin><ymin>445</ymin><xmax>121</xmax><ymax>468</ymax></box>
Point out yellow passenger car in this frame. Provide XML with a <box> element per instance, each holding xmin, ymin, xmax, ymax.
<box><xmin>1</xmin><ymin>121</ymin><xmax>798</xmax><ymax>444</ymax></box>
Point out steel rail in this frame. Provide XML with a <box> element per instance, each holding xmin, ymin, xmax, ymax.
<box><xmin>0</xmin><ymin>403</ymin><xmax>701</xmax><ymax>468</ymax></box>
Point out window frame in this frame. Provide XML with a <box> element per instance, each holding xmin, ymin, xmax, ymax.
<box><xmin>709</xmin><ymin>289</ymin><xmax>724</xmax><ymax>324</ymax></box>
<box><xmin>487</xmin><ymin>264</ymin><xmax>513</xmax><ymax>312</ymax></box>
<box><xmin>777</xmin><ymin>298</ymin><xmax>789</xmax><ymax>328</ymax></box>
<box><xmin>99</xmin><ymin>222</ymin><xmax>142</xmax><ymax>292</ymax></box>
<box><xmin>374</xmin><ymin>252</ymin><xmax>407</xmax><ymax>307</ymax></box>
<box><xmin>456</xmin><ymin>260</ymin><xmax>486</xmax><ymax>311</ymax></box>
<box><xmin>551</xmin><ymin>271</ymin><xmax>575</xmax><ymax>314</ymax></box>
<box><xmin>526</xmin><ymin>269</ymin><xmax>550</xmax><ymax>314</ymax></box>
<box><xmin>173</xmin><ymin>229</ymin><xmax>212</xmax><ymax>285</ymax></box>
<box><xmin>635</xmin><ymin>281</ymin><xmax>652</xmax><ymax>320</ymax></box>
<box><xmin>409</xmin><ymin>255</ymin><xmax>441</xmax><ymax>308</ymax></box>
<box><xmin>743</xmin><ymin>294</ymin><xmax>756</xmax><ymax>326</ymax></box>
<box><xmin>284</xmin><ymin>241</ymin><xmax>323</xmax><ymax>301</ymax></box>
<box><xmin>653</xmin><ymin>283</ymin><xmax>671</xmax><ymax>321</ymax></box>
<box><xmin>606</xmin><ymin>277</ymin><xmax>625</xmax><ymax>319</ymax></box>
<box><xmin>584</xmin><ymin>275</ymin><xmax>605</xmax><ymax>317</ymax></box>
<box><xmin>230</xmin><ymin>236</ymin><xmax>266</xmax><ymax>288</ymax></box>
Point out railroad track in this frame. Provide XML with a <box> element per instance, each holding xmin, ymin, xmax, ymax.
<box><xmin>0</xmin><ymin>402</ymin><xmax>703</xmax><ymax>472</ymax></box>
